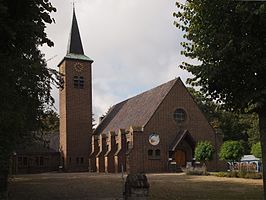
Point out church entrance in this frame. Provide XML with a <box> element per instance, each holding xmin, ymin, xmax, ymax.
<box><xmin>174</xmin><ymin>150</ymin><xmax>186</xmax><ymax>167</ymax></box>
<box><xmin>168</xmin><ymin>130</ymin><xmax>196</xmax><ymax>172</ymax></box>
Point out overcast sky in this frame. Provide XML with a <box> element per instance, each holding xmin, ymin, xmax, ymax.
<box><xmin>41</xmin><ymin>0</ymin><xmax>192</xmax><ymax>123</ymax></box>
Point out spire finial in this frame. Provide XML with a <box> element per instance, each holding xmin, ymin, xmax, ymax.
<box><xmin>72</xmin><ymin>0</ymin><xmax>75</xmax><ymax>11</ymax></box>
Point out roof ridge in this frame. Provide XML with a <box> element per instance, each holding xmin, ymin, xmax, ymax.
<box><xmin>124</xmin><ymin>78</ymin><xmax>178</xmax><ymax>102</ymax></box>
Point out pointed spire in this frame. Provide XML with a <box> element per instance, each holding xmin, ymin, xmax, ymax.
<box><xmin>67</xmin><ymin>5</ymin><xmax>84</xmax><ymax>55</ymax></box>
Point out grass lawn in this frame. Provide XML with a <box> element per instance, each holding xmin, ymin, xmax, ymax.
<box><xmin>8</xmin><ymin>172</ymin><xmax>263</xmax><ymax>200</ymax></box>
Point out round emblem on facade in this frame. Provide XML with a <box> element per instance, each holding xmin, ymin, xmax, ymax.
<box><xmin>149</xmin><ymin>133</ymin><xmax>160</xmax><ymax>146</ymax></box>
<box><xmin>74</xmin><ymin>62</ymin><xmax>84</xmax><ymax>72</ymax></box>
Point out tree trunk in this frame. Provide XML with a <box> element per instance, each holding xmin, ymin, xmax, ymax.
<box><xmin>0</xmin><ymin>172</ymin><xmax>8</xmax><ymax>200</ymax></box>
<box><xmin>258</xmin><ymin>105</ymin><xmax>266</xmax><ymax>200</ymax></box>
<box><xmin>0</xmin><ymin>153</ymin><xmax>9</xmax><ymax>200</ymax></box>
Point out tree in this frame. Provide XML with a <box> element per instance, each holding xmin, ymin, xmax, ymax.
<box><xmin>100</xmin><ymin>106</ymin><xmax>113</xmax><ymax>121</ymax></box>
<box><xmin>39</xmin><ymin>110</ymin><xmax>60</xmax><ymax>134</ymax></box>
<box><xmin>219</xmin><ymin>141</ymin><xmax>244</xmax><ymax>169</ymax></box>
<box><xmin>189</xmin><ymin>87</ymin><xmax>252</xmax><ymax>154</ymax></box>
<box><xmin>174</xmin><ymin>1</ymin><xmax>266</xmax><ymax>198</ymax></box>
<box><xmin>92</xmin><ymin>113</ymin><xmax>97</xmax><ymax>131</ymax></box>
<box><xmin>195</xmin><ymin>141</ymin><xmax>215</xmax><ymax>165</ymax></box>
<box><xmin>241</xmin><ymin>113</ymin><xmax>260</xmax><ymax>146</ymax></box>
<box><xmin>251</xmin><ymin>142</ymin><xmax>262</xmax><ymax>159</ymax></box>
<box><xmin>0</xmin><ymin>0</ymin><xmax>56</xmax><ymax>198</ymax></box>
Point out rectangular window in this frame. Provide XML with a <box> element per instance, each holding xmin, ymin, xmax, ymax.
<box><xmin>74</xmin><ymin>76</ymin><xmax>79</xmax><ymax>88</ymax></box>
<box><xmin>79</xmin><ymin>77</ymin><xmax>84</xmax><ymax>88</ymax></box>
<box><xmin>73</xmin><ymin>76</ymin><xmax>84</xmax><ymax>89</ymax></box>
<box><xmin>80</xmin><ymin>157</ymin><xmax>84</xmax><ymax>164</ymax></box>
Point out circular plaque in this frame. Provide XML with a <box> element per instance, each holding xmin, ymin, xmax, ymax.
<box><xmin>149</xmin><ymin>133</ymin><xmax>160</xmax><ymax>146</ymax></box>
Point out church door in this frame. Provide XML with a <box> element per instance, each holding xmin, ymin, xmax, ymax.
<box><xmin>175</xmin><ymin>150</ymin><xmax>186</xmax><ymax>167</ymax></box>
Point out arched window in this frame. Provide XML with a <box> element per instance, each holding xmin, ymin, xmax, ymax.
<box><xmin>174</xmin><ymin>108</ymin><xmax>187</xmax><ymax>123</ymax></box>
<box><xmin>148</xmin><ymin>149</ymin><xmax>153</xmax><ymax>156</ymax></box>
<box><xmin>155</xmin><ymin>149</ymin><xmax>161</xmax><ymax>157</ymax></box>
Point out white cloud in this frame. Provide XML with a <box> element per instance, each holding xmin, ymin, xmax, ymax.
<box><xmin>41</xmin><ymin>0</ymin><xmax>192</xmax><ymax>123</ymax></box>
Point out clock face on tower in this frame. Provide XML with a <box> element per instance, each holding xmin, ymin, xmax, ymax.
<box><xmin>74</xmin><ymin>62</ymin><xmax>84</xmax><ymax>72</ymax></box>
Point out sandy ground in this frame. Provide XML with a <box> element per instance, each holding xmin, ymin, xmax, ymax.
<box><xmin>8</xmin><ymin>172</ymin><xmax>263</xmax><ymax>200</ymax></box>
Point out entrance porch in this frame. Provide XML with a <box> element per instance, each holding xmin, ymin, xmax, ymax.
<box><xmin>168</xmin><ymin>130</ymin><xmax>196</xmax><ymax>172</ymax></box>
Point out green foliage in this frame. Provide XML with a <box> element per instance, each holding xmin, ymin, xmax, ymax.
<box><xmin>215</xmin><ymin>171</ymin><xmax>262</xmax><ymax>179</ymax></box>
<box><xmin>195</xmin><ymin>141</ymin><xmax>215</xmax><ymax>162</ymax></box>
<box><xmin>189</xmin><ymin>88</ymin><xmax>258</xmax><ymax>154</ymax></box>
<box><xmin>219</xmin><ymin>141</ymin><xmax>244</xmax><ymax>163</ymax></box>
<box><xmin>251</xmin><ymin>142</ymin><xmax>262</xmax><ymax>159</ymax></box>
<box><xmin>39</xmin><ymin>110</ymin><xmax>59</xmax><ymax>133</ymax></box>
<box><xmin>241</xmin><ymin>113</ymin><xmax>260</xmax><ymax>146</ymax></box>
<box><xmin>175</xmin><ymin>2</ymin><xmax>266</xmax><ymax>193</ymax></box>
<box><xmin>174</xmin><ymin>0</ymin><xmax>266</xmax><ymax>110</ymax></box>
<box><xmin>0</xmin><ymin>0</ymin><xmax>56</xmax><ymax>176</ymax></box>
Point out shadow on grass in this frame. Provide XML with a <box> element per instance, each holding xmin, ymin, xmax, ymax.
<box><xmin>8</xmin><ymin>173</ymin><xmax>263</xmax><ymax>200</ymax></box>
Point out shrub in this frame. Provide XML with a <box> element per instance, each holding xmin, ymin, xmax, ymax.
<box><xmin>244</xmin><ymin>172</ymin><xmax>262</xmax><ymax>179</ymax></box>
<box><xmin>195</xmin><ymin>141</ymin><xmax>215</xmax><ymax>163</ymax></box>
<box><xmin>214</xmin><ymin>171</ymin><xmax>262</xmax><ymax>179</ymax></box>
<box><xmin>219</xmin><ymin>141</ymin><xmax>244</xmax><ymax>169</ymax></box>
<box><xmin>251</xmin><ymin>142</ymin><xmax>262</xmax><ymax>159</ymax></box>
<box><xmin>185</xmin><ymin>166</ymin><xmax>209</xmax><ymax>176</ymax></box>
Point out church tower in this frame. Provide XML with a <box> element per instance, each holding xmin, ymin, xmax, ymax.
<box><xmin>58</xmin><ymin>7</ymin><xmax>93</xmax><ymax>172</ymax></box>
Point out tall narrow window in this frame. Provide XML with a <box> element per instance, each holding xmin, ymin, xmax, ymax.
<box><xmin>148</xmin><ymin>149</ymin><xmax>153</xmax><ymax>156</ymax></box>
<box><xmin>155</xmin><ymin>149</ymin><xmax>161</xmax><ymax>157</ymax></box>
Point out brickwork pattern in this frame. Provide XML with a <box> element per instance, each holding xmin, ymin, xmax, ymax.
<box><xmin>59</xmin><ymin>59</ymin><xmax>92</xmax><ymax>172</ymax></box>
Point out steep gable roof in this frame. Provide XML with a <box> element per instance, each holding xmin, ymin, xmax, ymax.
<box><xmin>94</xmin><ymin>78</ymin><xmax>179</xmax><ymax>135</ymax></box>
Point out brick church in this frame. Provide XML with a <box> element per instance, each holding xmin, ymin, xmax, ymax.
<box><xmin>58</xmin><ymin>8</ymin><xmax>225</xmax><ymax>173</ymax></box>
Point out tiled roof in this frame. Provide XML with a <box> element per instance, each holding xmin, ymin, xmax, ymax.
<box><xmin>16</xmin><ymin>133</ymin><xmax>59</xmax><ymax>154</ymax></box>
<box><xmin>94</xmin><ymin>78</ymin><xmax>179</xmax><ymax>135</ymax></box>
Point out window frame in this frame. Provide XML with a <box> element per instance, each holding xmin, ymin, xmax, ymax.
<box><xmin>173</xmin><ymin>108</ymin><xmax>187</xmax><ymax>123</ymax></box>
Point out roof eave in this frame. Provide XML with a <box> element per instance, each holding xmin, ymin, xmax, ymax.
<box><xmin>57</xmin><ymin>53</ymin><xmax>94</xmax><ymax>67</ymax></box>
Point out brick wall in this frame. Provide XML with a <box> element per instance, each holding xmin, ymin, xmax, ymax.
<box><xmin>89</xmin><ymin>135</ymin><xmax>99</xmax><ymax>172</ymax></box>
<box><xmin>144</xmin><ymin>79</ymin><xmax>226</xmax><ymax>171</ymax></box>
<box><xmin>104</xmin><ymin>131</ymin><xmax>117</xmax><ymax>173</ymax></box>
<box><xmin>96</xmin><ymin>134</ymin><xmax>107</xmax><ymax>172</ymax></box>
<box><xmin>59</xmin><ymin>58</ymin><xmax>92</xmax><ymax>172</ymax></box>
<box><xmin>114</xmin><ymin>129</ymin><xmax>127</xmax><ymax>173</ymax></box>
